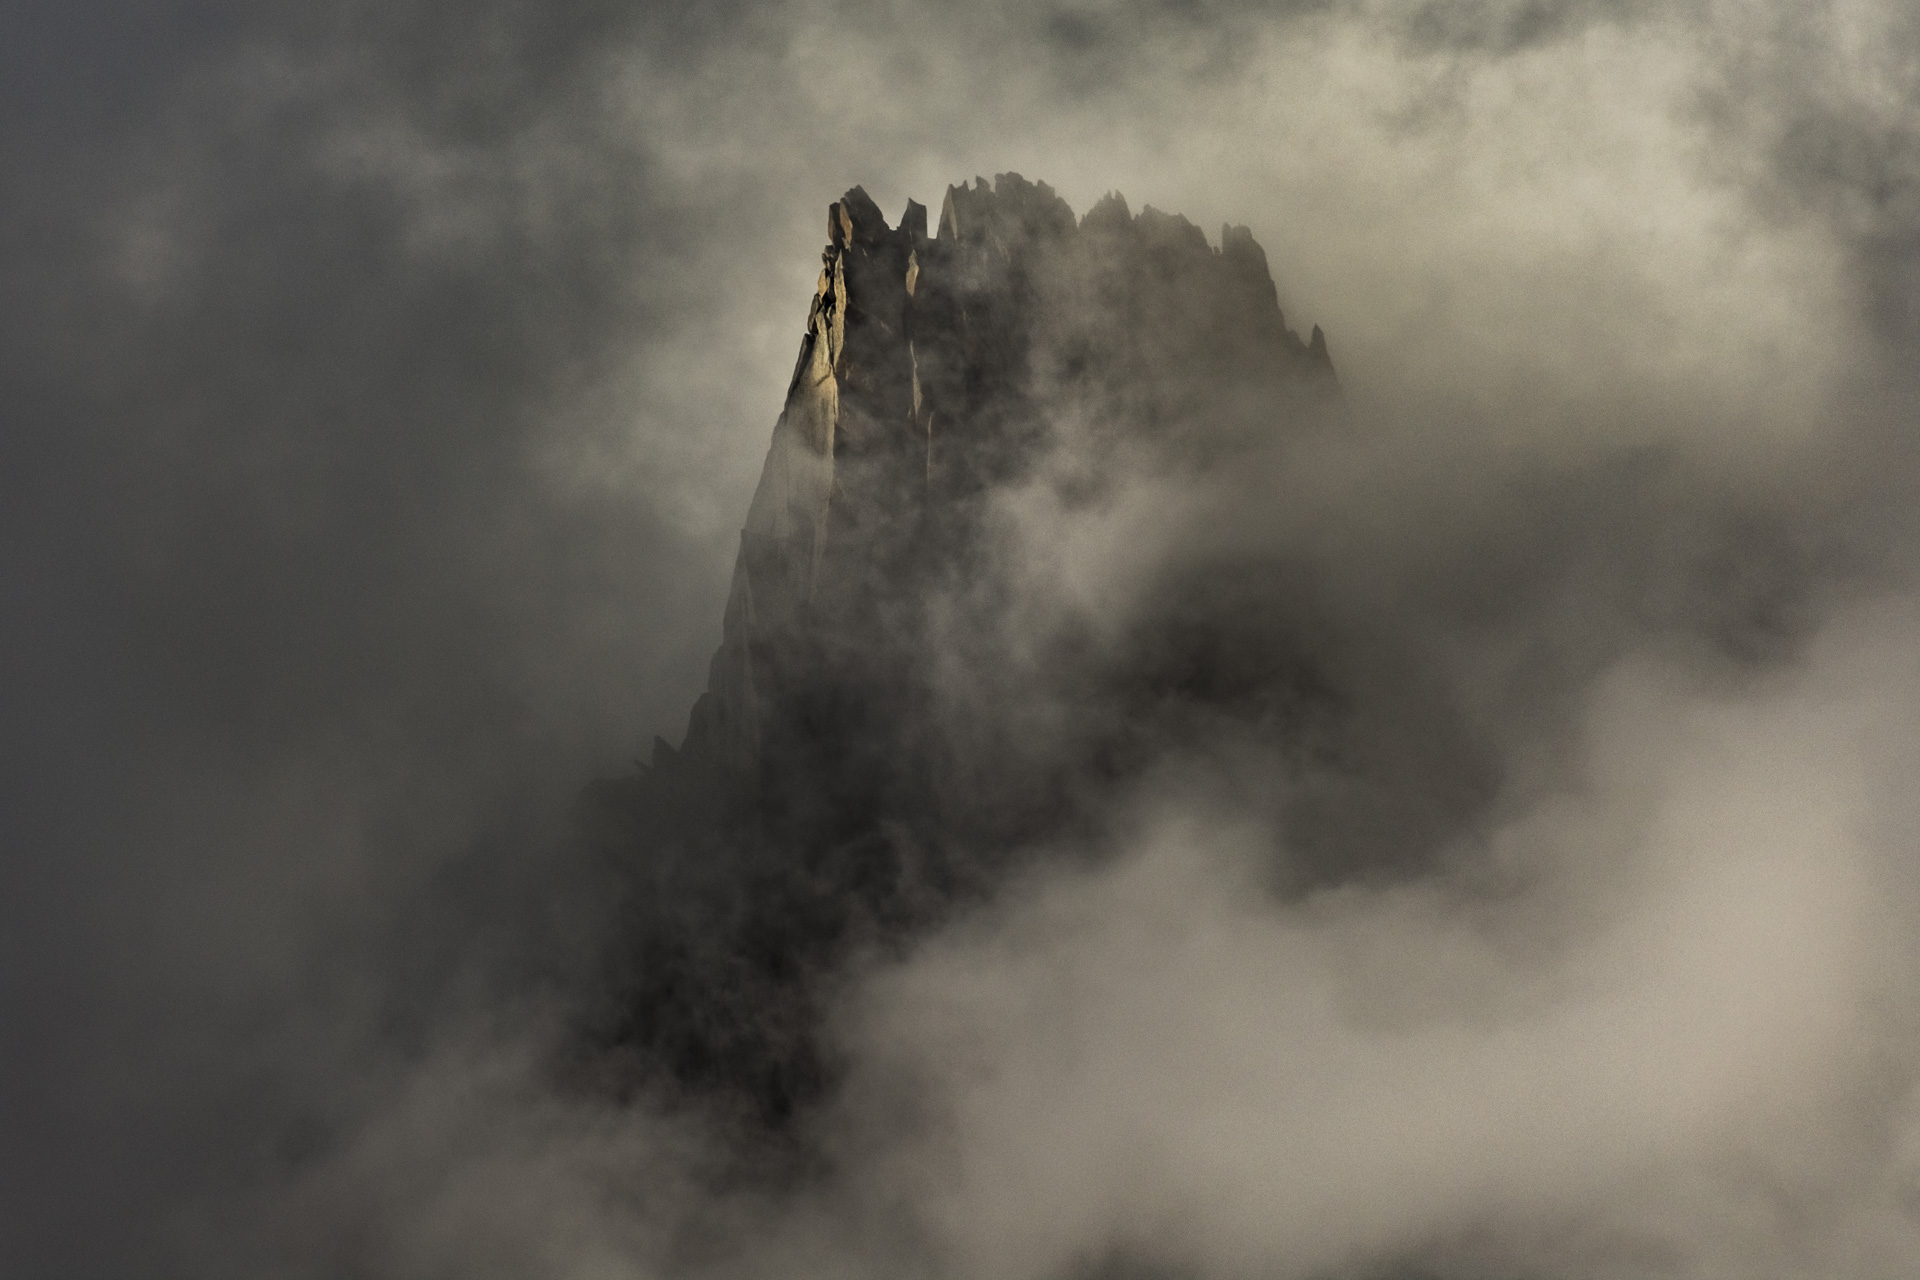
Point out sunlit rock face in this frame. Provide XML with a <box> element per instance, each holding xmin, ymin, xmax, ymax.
<box><xmin>579</xmin><ymin>175</ymin><xmax>1377</xmax><ymax>1126</ymax></box>
<box><xmin>688</xmin><ymin>174</ymin><xmax>1335</xmax><ymax>782</ymax></box>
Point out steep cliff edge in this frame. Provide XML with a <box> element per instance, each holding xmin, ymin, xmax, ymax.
<box><xmin>580</xmin><ymin>174</ymin><xmax>1353</xmax><ymax>1125</ymax></box>
<box><xmin>683</xmin><ymin>173</ymin><xmax>1336</xmax><ymax>782</ymax></box>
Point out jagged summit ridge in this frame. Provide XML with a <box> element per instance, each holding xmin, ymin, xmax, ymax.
<box><xmin>586</xmin><ymin>175</ymin><xmax>1349</xmax><ymax>1123</ymax></box>
<box><xmin>682</xmin><ymin>172</ymin><xmax>1336</xmax><ymax>776</ymax></box>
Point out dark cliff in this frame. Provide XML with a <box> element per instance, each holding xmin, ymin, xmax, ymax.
<box><xmin>684</xmin><ymin>174</ymin><xmax>1335</xmax><ymax>783</ymax></box>
<box><xmin>577</xmin><ymin>175</ymin><xmax>1387</xmax><ymax>1128</ymax></box>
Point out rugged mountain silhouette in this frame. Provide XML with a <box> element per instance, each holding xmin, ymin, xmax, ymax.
<box><xmin>575</xmin><ymin>175</ymin><xmax>1484</xmax><ymax>1128</ymax></box>
<box><xmin>684</xmin><ymin>176</ymin><xmax>1335</xmax><ymax>780</ymax></box>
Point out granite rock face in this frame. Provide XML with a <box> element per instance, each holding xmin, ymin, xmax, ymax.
<box><xmin>581</xmin><ymin>174</ymin><xmax>1358</xmax><ymax>1125</ymax></box>
<box><xmin>683</xmin><ymin>173</ymin><xmax>1336</xmax><ymax>784</ymax></box>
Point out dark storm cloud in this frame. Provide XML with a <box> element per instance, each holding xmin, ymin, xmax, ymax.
<box><xmin>7</xmin><ymin>1</ymin><xmax>1920</xmax><ymax>1277</ymax></box>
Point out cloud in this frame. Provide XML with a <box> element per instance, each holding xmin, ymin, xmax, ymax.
<box><xmin>831</xmin><ymin>614</ymin><xmax>1920</xmax><ymax>1279</ymax></box>
<box><xmin>6</xmin><ymin>1</ymin><xmax>1920</xmax><ymax>1277</ymax></box>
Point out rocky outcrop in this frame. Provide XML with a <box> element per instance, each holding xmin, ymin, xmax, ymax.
<box><xmin>681</xmin><ymin>173</ymin><xmax>1336</xmax><ymax>781</ymax></box>
<box><xmin>582</xmin><ymin>174</ymin><xmax>1343</xmax><ymax>1125</ymax></box>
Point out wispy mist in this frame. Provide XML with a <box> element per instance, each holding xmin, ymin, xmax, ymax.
<box><xmin>6</xmin><ymin>3</ymin><xmax>1920</xmax><ymax>1278</ymax></box>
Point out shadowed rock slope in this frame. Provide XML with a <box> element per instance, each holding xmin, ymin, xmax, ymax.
<box><xmin>688</xmin><ymin>175</ymin><xmax>1336</xmax><ymax>783</ymax></box>
<box><xmin>576</xmin><ymin>175</ymin><xmax>1413</xmax><ymax>1128</ymax></box>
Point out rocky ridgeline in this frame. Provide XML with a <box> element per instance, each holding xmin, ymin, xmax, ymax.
<box><xmin>681</xmin><ymin>173</ymin><xmax>1335</xmax><ymax>779</ymax></box>
<box><xmin>583</xmin><ymin>174</ymin><xmax>1339</xmax><ymax>1124</ymax></box>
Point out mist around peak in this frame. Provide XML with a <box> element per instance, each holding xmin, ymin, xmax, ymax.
<box><xmin>9</xmin><ymin>3</ymin><xmax>1920</xmax><ymax>1279</ymax></box>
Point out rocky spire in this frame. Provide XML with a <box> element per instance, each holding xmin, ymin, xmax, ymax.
<box><xmin>680</xmin><ymin>173</ymin><xmax>1337</xmax><ymax>779</ymax></box>
<box><xmin>585</xmin><ymin>175</ymin><xmax>1345</xmax><ymax>1126</ymax></box>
